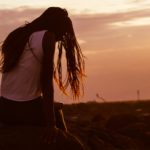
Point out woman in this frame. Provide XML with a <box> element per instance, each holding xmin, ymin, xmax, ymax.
<box><xmin>0</xmin><ymin>7</ymin><xmax>85</xmax><ymax>143</ymax></box>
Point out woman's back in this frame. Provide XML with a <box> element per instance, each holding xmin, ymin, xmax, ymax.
<box><xmin>1</xmin><ymin>30</ymin><xmax>47</xmax><ymax>101</ymax></box>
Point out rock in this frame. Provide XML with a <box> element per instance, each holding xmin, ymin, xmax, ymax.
<box><xmin>0</xmin><ymin>126</ymin><xmax>85</xmax><ymax>150</ymax></box>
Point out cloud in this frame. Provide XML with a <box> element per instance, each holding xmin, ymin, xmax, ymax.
<box><xmin>0</xmin><ymin>7</ymin><xmax>150</xmax><ymax>51</ymax></box>
<box><xmin>78</xmin><ymin>39</ymin><xmax>86</xmax><ymax>44</ymax></box>
<box><xmin>111</xmin><ymin>17</ymin><xmax>150</xmax><ymax>28</ymax></box>
<box><xmin>72</xmin><ymin>8</ymin><xmax>150</xmax><ymax>28</ymax></box>
<box><xmin>129</xmin><ymin>0</ymin><xmax>143</xmax><ymax>3</ymax></box>
<box><xmin>69</xmin><ymin>8</ymin><xmax>150</xmax><ymax>45</ymax></box>
<box><xmin>1</xmin><ymin>7</ymin><xmax>150</xmax><ymax>28</ymax></box>
<box><xmin>0</xmin><ymin>7</ymin><xmax>42</xmax><ymax>25</ymax></box>
<box><xmin>0</xmin><ymin>7</ymin><xmax>44</xmax><ymax>40</ymax></box>
<box><xmin>0</xmin><ymin>7</ymin><xmax>150</xmax><ymax>29</ymax></box>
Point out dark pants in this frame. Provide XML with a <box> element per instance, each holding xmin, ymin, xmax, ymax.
<box><xmin>0</xmin><ymin>97</ymin><xmax>67</xmax><ymax>130</ymax></box>
<box><xmin>0</xmin><ymin>97</ymin><xmax>46</xmax><ymax>126</ymax></box>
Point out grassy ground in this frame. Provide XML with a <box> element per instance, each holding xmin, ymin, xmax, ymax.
<box><xmin>63</xmin><ymin>100</ymin><xmax>150</xmax><ymax>150</ymax></box>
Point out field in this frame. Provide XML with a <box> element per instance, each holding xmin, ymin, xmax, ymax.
<box><xmin>0</xmin><ymin>100</ymin><xmax>149</xmax><ymax>150</ymax></box>
<box><xmin>63</xmin><ymin>100</ymin><xmax>150</xmax><ymax>150</ymax></box>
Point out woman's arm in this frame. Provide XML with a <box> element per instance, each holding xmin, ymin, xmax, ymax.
<box><xmin>41</xmin><ymin>31</ymin><xmax>56</xmax><ymax>126</ymax></box>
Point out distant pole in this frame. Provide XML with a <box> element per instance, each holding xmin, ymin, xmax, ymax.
<box><xmin>137</xmin><ymin>90</ymin><xmax>140</xmax><ymax>101</ymax></box>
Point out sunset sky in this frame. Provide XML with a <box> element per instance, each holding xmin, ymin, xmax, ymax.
<box><xmin>0</xmin><ymin>0</ymin><xmax>150</xmax><ymax>103</ymax></box>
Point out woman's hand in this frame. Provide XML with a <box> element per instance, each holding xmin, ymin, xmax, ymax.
<box><xmin>42</xmin><ymin>125</ymin><xmax>58</xmax><ymax>144</ymax></box>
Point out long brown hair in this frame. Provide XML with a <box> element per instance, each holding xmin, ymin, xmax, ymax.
<box><xmin>0</xmin><ymin>7</ymin><xmax>85</xmax><ymax>99</ymax></box>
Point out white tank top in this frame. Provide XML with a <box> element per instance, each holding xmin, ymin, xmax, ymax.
<box><xmin>1</xmin><ymin>30</ymin><xmax>47</xmax><ymax>101</ymax></box>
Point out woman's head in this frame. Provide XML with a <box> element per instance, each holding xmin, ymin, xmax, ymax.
<box><xmin>27</xmin><ymin>7</ymin><xmax>73</xmax><ymax>41</ymax></box>
<box><xmin>41</xmin><ymin>8</ymin><xmax>85</xmax><ymax>98</ymax></box>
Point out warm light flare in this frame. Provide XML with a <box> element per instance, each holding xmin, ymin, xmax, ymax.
<box><xmin>111</xmin><ymin>17</ymin><xmax>150</xmax><ymax>27</ymax></box>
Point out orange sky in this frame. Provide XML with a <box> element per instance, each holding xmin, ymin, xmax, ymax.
<box><xmin>0</xmin><ymin>1</ymin><xmax>150</xmax><ymax>103</ymax></box>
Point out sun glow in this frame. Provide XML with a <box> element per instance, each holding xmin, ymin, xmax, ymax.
<box><xmin>111</xmin><ymin>17</ymin><xmax>150</xmax><ymax>27</ymax></box>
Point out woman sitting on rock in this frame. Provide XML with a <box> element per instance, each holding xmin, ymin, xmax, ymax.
<box><xmin>0</xmin><ymin>7</ymin><xmax>85</xmax><ymax>144</ymax></box>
